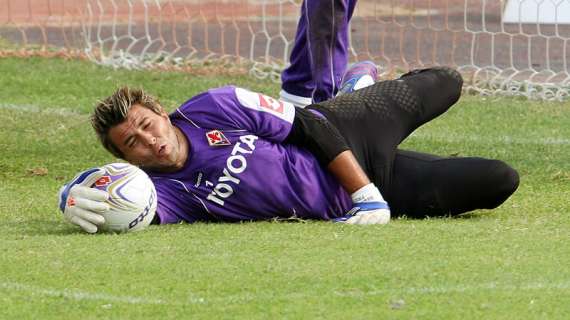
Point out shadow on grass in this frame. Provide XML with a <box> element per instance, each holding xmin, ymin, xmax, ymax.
<box><xmin>6</xmin><ymin>212</ymin><xmax>487</xmax><ymax>237</ymax></box>
<box><xmin>456</xmin><ymin>212</ymin><xmax>484</xmax><ymax>220</ymax></box>
<box><xmin>394</xmin><ymin>211</ymin><xmax>485</xmax><ymax>221</ymax></box>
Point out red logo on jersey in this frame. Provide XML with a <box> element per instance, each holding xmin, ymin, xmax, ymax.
<box><xmin>206</xmin><ymin>130</ymin><xmax>231</xmax><ymax>147</ymax></box>
<box><xmin>94</xmin><ymin>176</ymin><xmax>112</xmax><ymax>187</ymax></box>
<box><xmin>258</xmin><ymin>94</ymin><xmax>284</xmax><ymax>114</ymax></box>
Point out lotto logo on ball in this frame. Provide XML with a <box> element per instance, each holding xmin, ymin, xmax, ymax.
<box><xmin>94</xmin><ymin>176</ymin><xmax>112</xmax><ymax>187</ymax></box>
<box><xmin>128</xmin><ymin>190</ymin><xmax>156</xmax><ymax>229</ymax></box>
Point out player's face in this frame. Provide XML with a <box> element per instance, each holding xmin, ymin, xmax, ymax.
<box><xmin>108</xmin><ymin>104</ymin><xmax>188</xmax><ymax>172</ymax></box>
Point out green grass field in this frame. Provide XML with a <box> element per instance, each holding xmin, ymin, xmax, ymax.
<box><xmin>1</xmin><ymin>57</ymin><xmax>569</xmax><ymax>319</ymax></box>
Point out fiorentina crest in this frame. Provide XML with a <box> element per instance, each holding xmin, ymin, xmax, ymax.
<box><xmin>206</xmin><ymin>130</ymin><xmax>231</xmax><ymax>147</ymax></box>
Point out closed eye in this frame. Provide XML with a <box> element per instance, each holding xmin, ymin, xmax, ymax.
<box><xmin>128</xmin><ymin>138</ymin><xmax>138</xmax><ymax>148</ymax></box>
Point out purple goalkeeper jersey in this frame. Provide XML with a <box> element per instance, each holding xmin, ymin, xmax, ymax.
<box><xmin>148</xmin><ymin>86</ymin><xmax>352</xmax><ymax>224</ymax></box>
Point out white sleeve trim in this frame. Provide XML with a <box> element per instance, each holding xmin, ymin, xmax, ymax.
<box><xmin>235</xmin><ymin>87</ymin><xmax>295</xmax><ymax>124</ymax></box>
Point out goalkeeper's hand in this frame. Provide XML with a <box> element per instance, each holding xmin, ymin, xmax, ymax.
<box><xmin>58</xmin><ymin>168</ymin><xmax>109</xmax><ymax>233</ymax></box>
<box><xmin>334</xmin><ymin>201</ymin><xmax>391</xmax><ymax>225</ymax></box>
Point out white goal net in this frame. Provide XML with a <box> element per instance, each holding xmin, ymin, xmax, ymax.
<box><xmin>1</xmin><ymin>0</ymin><xmax>569</xmax><ymax>100</ymax></box>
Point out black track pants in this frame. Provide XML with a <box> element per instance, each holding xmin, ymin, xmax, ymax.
<box><xmin>389</xmin><ymin>150</ymin><xmax>519</xmax><ymax>217</ymax></box>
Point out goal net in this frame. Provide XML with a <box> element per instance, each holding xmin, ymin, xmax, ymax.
<box><xmin>1</xmin><ymin>0</ymin><xmax>569</xmax><ymax>100</ymax></box>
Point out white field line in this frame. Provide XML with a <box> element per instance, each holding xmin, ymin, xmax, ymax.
<box><xmin>1</xmin><ymin>280</ymin><xmax>569</xmax><ymax>306</ymax></box>
<box><xmin>0</xmin><ymin>282</ymin><xmax>179</xmax><ymax>306</ymax></box>
<box><xmin>2</xmin><ymin>103</ymin><xmax>568</xmax><ymax>146</ymax></box>
<box><xmin>333</xmin><ymin>281</ymin><xmax>570</xmax><ymax>298</ymax></box>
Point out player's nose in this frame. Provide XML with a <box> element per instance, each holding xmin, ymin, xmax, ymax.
<box><xmin>140</xmin><ymin>132</ymin><xmax>157</xmax><ymax>146</ymax></box>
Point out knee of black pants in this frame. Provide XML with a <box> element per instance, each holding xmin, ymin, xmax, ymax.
<box><xmin>482</xmin><ymin>160</ymin><xmax>520</xmax><ymax>209</ymax></box>
<box><xmin>436</xmin><ymin>67</ymin><xmax>463</xmax><ymax>105</ymax></box>
<box><xmin>401</xmin><ymin>66</ymin><xmax>463</xmax><ymax>110</ymax></box>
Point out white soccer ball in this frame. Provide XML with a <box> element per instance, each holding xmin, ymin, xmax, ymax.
<box><xmin>92</xmin><ymin>163</ymin><xmax>157</xmax><ymax>233</ymax></box>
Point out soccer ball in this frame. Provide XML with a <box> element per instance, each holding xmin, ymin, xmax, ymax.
<box><xmin>92</xmin><ymin>163</ymin><xmax>157</xmax><ymax>233</ymax></box>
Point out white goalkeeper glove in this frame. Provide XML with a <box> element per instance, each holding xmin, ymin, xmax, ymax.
<box><xmin>334</xmin><ymin>183</ymin><xmax>391</xmax><ymax>225</ymax></box>
<box><xmin>58</xmin><ymin>168</ymin><xmax>109</xmax><ymax>233</ymax></box>
<box><xmin>334</xmin><ymin>201</ymin><xmax>391</xmax><ymax>225</ymax></box>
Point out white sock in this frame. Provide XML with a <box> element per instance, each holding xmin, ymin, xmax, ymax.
<box><xmin>351</xmin><ymin>183</ymin><xmax>385</xmax><ymax>203</ymax></box>
<box><xmin>279</xmin><ymin>89</ymin><xmax>313</xmax><ymax>108</ymax></box>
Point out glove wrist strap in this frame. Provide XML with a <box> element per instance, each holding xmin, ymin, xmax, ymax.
<box><xmin>350</xmin><ymin>183</ymin><xmax>385</xmax><ymax>204</ymax></box>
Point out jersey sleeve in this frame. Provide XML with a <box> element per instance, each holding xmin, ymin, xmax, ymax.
<box><xmin>176</xmin><ymin>86</ymin><xmax>296</xmax><ymax>142</ymax></box>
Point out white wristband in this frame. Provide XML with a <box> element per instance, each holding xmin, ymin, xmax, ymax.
<box><xmin>351</xmin><ymin>183</ymin><xmax>385</xmax><ymax>203</ymax></box>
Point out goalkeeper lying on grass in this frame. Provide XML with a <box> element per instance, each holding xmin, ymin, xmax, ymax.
<box><xmin>58</xmin><ymin>64</ymin><xmax>520</xmax><ymax>233</ymax></box>
<box><xmin>58</xmin><ymin>0</ymin><xmax>518</xmax><ymax>233</ymax></box>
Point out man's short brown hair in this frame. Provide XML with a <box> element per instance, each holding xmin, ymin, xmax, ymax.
<box><xmin>92</xmin><ymin>87</ymin><xmax>163</xmax><ymax>158</ymax></box>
